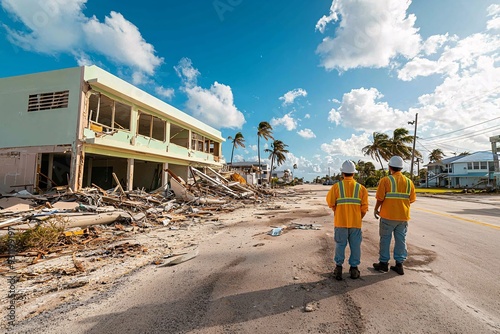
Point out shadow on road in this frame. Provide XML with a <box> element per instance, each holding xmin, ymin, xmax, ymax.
<box><xmin>80</xmin><ymin>269</ymin><xmax>397</xmax><ymax>334</ymax></box>
<box><xmin>449</xmin><ymin>207</ymin><xmax>500</xmax><ymax>219</ymax></box>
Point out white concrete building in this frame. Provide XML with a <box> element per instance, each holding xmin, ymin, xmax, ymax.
<box><xmin>0</xmin><ymin>66</ymin><xmax>225</xmax><ymax>193</ymax></box>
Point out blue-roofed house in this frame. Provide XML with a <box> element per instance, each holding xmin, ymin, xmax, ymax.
<box><xmin>445</xmin><ymin>151</ymin><xmax>499</xmax><ymax>189</ymax></box>
<box><xmin>424</xmin><ymin>155</ymin><xmax>463</xmax><ymax>187</ymax></box>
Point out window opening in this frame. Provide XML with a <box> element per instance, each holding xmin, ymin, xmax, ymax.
<box><xmin>152</xmin><ymin>116</ymin><xmax>166</xmax><ymax>141</ymax></box>
<box><xmin>87</xmin><ymin>92</ymin><xmax>131</xmax><ymax>132</ymax></box>
<box><xmin>138</xmin><ymin>113</ymin><xmax>152</xmax><ymax>137</ymax></box>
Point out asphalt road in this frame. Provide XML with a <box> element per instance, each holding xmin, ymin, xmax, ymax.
<box><xmin>12</xmin><ymin>187</ymin><xmax>500</xmax><ymax>333</ymax></box>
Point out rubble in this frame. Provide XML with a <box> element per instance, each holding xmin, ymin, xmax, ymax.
<box><xmin>1</xmin><ymin>168</ymin><xmax>272</xmax><ymax>232</ymax></box>
<box><xmin>0</xmin><ymin>168</ymin><xmax>288</xmax><ymax>306</ymax></box>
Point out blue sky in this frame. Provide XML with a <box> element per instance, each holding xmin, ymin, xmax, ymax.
<box><xmin>1</xmin><ymin>0</ymin><xmax>499</xmax><ymax>181</ymax></box>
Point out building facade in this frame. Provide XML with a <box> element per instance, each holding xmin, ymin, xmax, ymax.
<box><xmin>0</xmin><ymin>66</ymin><xmax>225</xmax><ymax>194</ymax></box>
<box><xmin>424</xmin><ymin>156</ymin><xmax>462</xmax><ymax>187</ymax></box>
<box><xmin>424</xmin><ymin>151</ymin><xmax>499</xmax><ymax>189</ymax></box>
<box><xmin>445</xmin><ymin>151</ymin><xmax>499</xmax><ymax>189</ymax></box>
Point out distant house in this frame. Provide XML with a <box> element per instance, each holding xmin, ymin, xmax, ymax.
<box><xmin>425</xmin><ymin>155</ymin><xmax>463</xmax><ymax>187</ymax></box>
<box><xmin>424</xmin><ymin>151</ymin><xmax>500</xmax><ymax>189</ymax></box>
<box><xmin>271</xmin><ymin>169</ymin><xmax>291</xmax><ymax>182</ymax></box>
<box><xmin>226</xmin><ymin>161</ymin><xmax>269</xmax><ymax>185</ymax></box>
<box><xmin>444</xmin><ymin>151</ymin><xmax>499</xmax><ymax>189</ymax></box>
<box><xmin>0</xmin><ymin>66</ymin><xmax>225</xmax><ymax>194</ymax></box>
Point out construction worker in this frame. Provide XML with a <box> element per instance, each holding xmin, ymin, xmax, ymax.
<box><xmin>326</xmin><ymin>160</ymin><xmax>369</xmax><ymax>280</ymax></box>
<box><xmin>373</xmin><ymin>156</ymin><xmax>416</xmax><ymax>275</ymax></box>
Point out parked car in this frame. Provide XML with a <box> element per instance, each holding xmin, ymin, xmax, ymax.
<box><xmin>323</xmin><ymin>180</ymin><xmax>334</xmax><ymax>185</ymax></box>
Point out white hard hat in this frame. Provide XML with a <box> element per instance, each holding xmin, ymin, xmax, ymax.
<box><xmin>388</xmin><ymin>156</ymin><xmax>404</xmax><ymax>168</ymax></box>
<box><xmin>340</xmin><ymin>160</ymin><xmax>357</xmax><ymax>174</ymax></box>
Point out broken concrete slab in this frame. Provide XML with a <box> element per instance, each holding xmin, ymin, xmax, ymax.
<box><xmin>51</xmin><ymin>201</ymin><xmax>80</xmax><ymax>210</ymax></box>
<box><xmin>0</xmin><ymin>197</ymin><xmax>34</xmax><ymax>209</ymax></box>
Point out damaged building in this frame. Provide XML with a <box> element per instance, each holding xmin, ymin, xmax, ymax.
<box><xmin>0</xmin><ymin>65</ymin><xmax>225</xmax><ymax>194</ymax></box>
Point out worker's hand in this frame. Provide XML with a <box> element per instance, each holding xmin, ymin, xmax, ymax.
<box><xmin>374</xmin><ymin>210</ymin><xmax>380</xmax><ymax>219</ymax></box>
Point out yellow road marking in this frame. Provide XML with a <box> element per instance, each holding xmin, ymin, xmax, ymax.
<box><xmin>415</xmin><ymin>207</ymin><xmax>500</xmax><ymax>230</ymax></box>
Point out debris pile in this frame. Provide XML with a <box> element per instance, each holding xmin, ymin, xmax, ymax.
<box><xmin>0</xmin><ymin>168</ymin><xmax>278</xmax><ymax>269</ymax></box>
<box><xmin>1</xmin><ymin>168</ymin><xmax>274</xmax><ymax>230</ymax></box>
<box><xmin>0</xmin><ymin>168</ymin><xmax>290</xmax><ymax>308</ymax></box>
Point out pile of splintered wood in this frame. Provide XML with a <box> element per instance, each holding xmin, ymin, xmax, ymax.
<box><xmin>0</xmin><ymin>168</ymin><xmax>275</xmax><ymax>234</ymax></box>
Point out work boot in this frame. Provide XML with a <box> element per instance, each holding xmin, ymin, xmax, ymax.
<box><xmin>390</xmin><ymin>262</ymin><xmax>404</xmax><ymax>275</ymax></box>
<box><xmin>349</xmin><ymin>266</ymin><xmax>360</xmax><ymax>279</ymax></box>
<box><xmin>373</xmin><ymin>261</ymin><xmax>389</xmax><ymax>272</ymax></box>
<box><xmin>333</xmin><ymin>265</ymin><xmax>343</xmax><ymax>281</ymax></box>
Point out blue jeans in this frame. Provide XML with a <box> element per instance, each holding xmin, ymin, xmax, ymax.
<box><xmin>378</xmin><ymin>218</ymin><xmax>408</xmax><ymax>263</ymax></box>
<box><xmin>334</xmin><ymin>227</ymin><xmax>362</xmax><ymax>267</ymax></box>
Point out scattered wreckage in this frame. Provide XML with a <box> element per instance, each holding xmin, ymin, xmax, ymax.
<box><xmin>1</xmin><ymin>167</ymin><xmax>275</xmax><ymax>245</ymax></box>
<box><xmin>0</xmin><ymin>168</ymin><xmax>279</xmax><ymax>303</ymax></box>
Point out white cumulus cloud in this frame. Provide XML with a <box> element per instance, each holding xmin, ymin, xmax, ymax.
<box><xmin>279</xmin><ymin>88</ymin><xmax>307</xmax><ymax>106</ymax></box>
<box><xmin>271</xmin><ymin>113</ymin><xmax>297</xmax><ymax>131</ymax></box>
<box><xmin>1</xmin><ymin>0</ymin><xmax>163</xmax><ymax>80</ymax></box>
<box><xmin>174</xmin><ymin>57</ymin><xmax>201</xmax><ymax>87</ymax></box>
<box><xmin>155</xmin><ymin>86</ymin><xmax>175</xmax><ymax>100</ymax></box>
<box><xmin>316</xmin><ymin>0</ymin><xmax>421</xmax><ymax>71</ymax></box>
<box><xmin>320</xmin><ymin>133</ymin><xmax>371</xmax><ymax>157</ymax></box>
<box><xmin>421</xmin><ymin>33</ymin><xmax>456</xmax><ymax>55</ymax></box>
<box><xmin>487</xmin><ymin>4</ymin><xmax>500</xmax><ymax>30</ymax></box>
<box><xmin>399</xmin><ymin>32</ymin><xmax>500</xmax><ymax>81</ymax></box>
<box><xmin>331</xmin><ymin>88</ymin><xmax>409</xmax><ymax>132</ymax></box>
<box><xmin>176</xmin><ymin>58</ymin><xmax>245</xmax><ymax>129</ymax></box>
<box><xmin>328</xmin><ymin>108</ymin><xmax>341</xmax><ymax>125</ymax></box>
<box><xmin>297</xmin><ymin>128</ymin><xmax>316</xmax><ymax>139</ymax></box>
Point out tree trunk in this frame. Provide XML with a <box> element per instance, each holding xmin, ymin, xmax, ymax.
<box><xmin>257</xmin><ymin>136</ymin><xmax>261</xmax><ymax>184</ymax></box>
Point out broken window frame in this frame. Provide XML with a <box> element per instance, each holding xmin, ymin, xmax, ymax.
<box><xmin>87</xmin><ymin>92</ymin><xmax>131</xmax><ymax>132</ymax></box>
<box><xmin>191</xmin><ymin>132</ymin><xmax>206</xmax><ymax>152</ymax></box>
<box><xmin>137</xmin><ymin>111</ymin><xmax>166</xmax><ymax>142</ymax></box>
<box><xmin>170</xmin><ymin>123</ymin><xmax>189</xmax><ymax>148</ymax></box>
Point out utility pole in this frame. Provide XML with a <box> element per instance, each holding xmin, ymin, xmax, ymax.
<box><xmin>409</xmin><ymin>113</ymin><xmax>418</xmax><ymax>178</ymax></box>
<box><xmin>490</xmin><ymin>135</ymin><xmax>500</xmax><ymax>188</ymax></box>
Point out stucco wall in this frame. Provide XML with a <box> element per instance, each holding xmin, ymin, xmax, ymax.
<box><xmin>0</xmin><ymin>67</ymin><xmax>82</xmax><ymax>148</ymax></box>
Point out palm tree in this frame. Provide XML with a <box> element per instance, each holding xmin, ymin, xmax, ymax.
<box><xmin>265</xmin><ymin>140</ymin><xmax>289</xmax><ymax>183</ymax></box>
<box><xmin>257</xmin><ymin>122</ymin><xmax>274</xmax><ymax>183</ymax></box>
<box><xmin>363</xmin><ymin>161</ymin><xmax>376</xmax><ymax>178</ymax></box>
<box><xmin>362</xmin><ymin>132</ymin><xmax>390</xmax><ymax>171</ymax></box>
<box><xmin>458</xmin><ymin>151</ymin><xmax>470</xmax><ymax>156</ymax></box>
<box><xmin>428</xmin><ymin>148</ymin><xmax>445</xmax><ymax>163</ymax></box>
<box><xmin>386</xmin><ymin>128</ymin><xmax>415</xmax><ymax>159</ymax></box>
<box><xmin>227</xmin><ymin>132</ymin><xmax>245</xmax><ymax>166</ymax></box>
<box><xmin>357</xmin><ymin>160</ymin><xmax>366</xmax><ymax>181</ymax></box>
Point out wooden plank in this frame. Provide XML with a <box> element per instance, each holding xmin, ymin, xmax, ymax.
<box><xmin>112</xmin><ymin>172</ymin><xmax>126</xmax><ymax>195</ymax></box>
<box><xmin>159</xmin><ymin>248</ymin><xmax>199</xmax><ymax>267</ymax></box>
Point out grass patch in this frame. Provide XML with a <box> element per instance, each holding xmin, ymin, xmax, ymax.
<box><xmin>0</xmin><ymin>219</ymin><xmax>66</xmax><ymax>254</ymax></box>
<box><xmin>415</xmin><ymin>188</ymin><xmax>463</xmax><ymax>194</ymax></box>
<box><xmin>367</xmin><ymin>187</ymin><xmax>464</xmax><ymax>194</ymax></box>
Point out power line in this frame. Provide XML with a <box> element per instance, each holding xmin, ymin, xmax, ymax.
<box><xmin>420</xmin><ymin>116</ymin><xmax>500</xmax><ymax>140</ymax></box>
<box><xmin>423</xmin><ymin>124</ymin><xmax>500</xmax><ymax>145</ymax></box>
